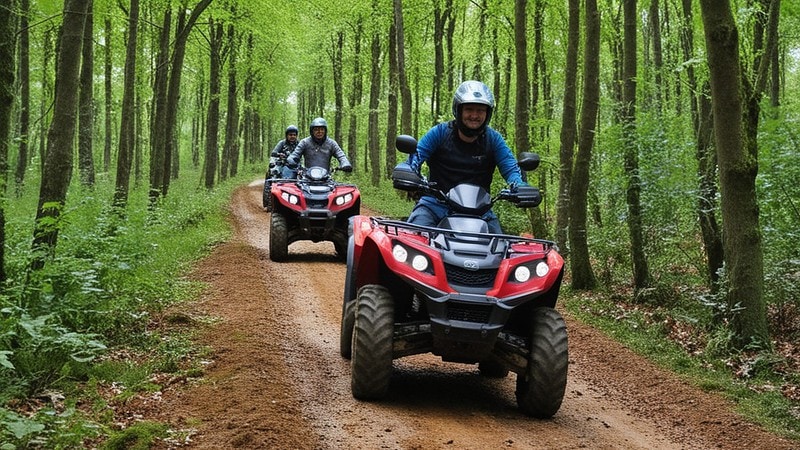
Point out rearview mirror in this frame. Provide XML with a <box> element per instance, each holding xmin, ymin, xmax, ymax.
<box><xmin>518</xmin><ymin>152</ymin><xmax>540</xmax><ymax>171</ymax></box>
<box><xmin>395</xmin><ymin>135</ymin><xmax>418</xmax><ymax>155</ymax></box>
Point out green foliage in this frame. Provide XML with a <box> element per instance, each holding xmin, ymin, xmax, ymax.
<box><xmin>564</xmin><ymin>290</ymin><xmax>800</xmax><ymax>441</ymax></box>
<box><xmin>1</xmin><ymin>160</ymin><xmax>258</xmax><ymax>446</ymax></box>
<box><xmin>0</xmin><ymin>408</ymin><xmax>45</xmax><ymax>443</ymax></box>
<box><xmin>101</xmin><ymin>421</ymin><xmax>169</xmax><ymax>450</ymax></box>
<box><xmin>0</xmin><ymin>405</ymin><xmax>100</xmax><ymax>449</ymax></box>
<box><xmin>353</xmin><ymin>175</ymin><xmax>416</xmax><ymax>218</ymax></box>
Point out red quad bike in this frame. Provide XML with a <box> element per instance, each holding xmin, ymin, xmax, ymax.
<box><xmin>340</xmin><ymin>135</ymin><xmax>568</xmax><ymax>418</ymax></box>
<box><xmin>268</xmin><ymin>166</ymin><xmax>360</xmax><ymax>262</ymax></box>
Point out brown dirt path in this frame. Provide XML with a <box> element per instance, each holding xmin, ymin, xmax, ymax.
<box><xmin>134</xmin><ymin>181</ymin><xmax>797</xmax><ymax>449</ymax></box>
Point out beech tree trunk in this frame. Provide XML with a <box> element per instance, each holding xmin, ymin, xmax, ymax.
<box><xmin>163</xmin><ymin>0</ymin><xmax>212</xmax><ymax>194</ymax></box>
<box><xmin>367</xmin><ymin>1</ymin><xmax>382</xmax><ymax>186</ymax></box>
<box><xmin>332</xmin><ymin>31</ymin><xmax>344</xmax><ymax>145</ymax></box>
<box><xmin>14</xmin><ymin>0</ymin><xmax>29</xmax><ymax>194</ymax></box>
<box><xmin>680</xmin><ymin>0</ymin><xmax>724</xmax><ymax>289</ymax></box>
<box><xmin>699</xmin><ymin>0</ymin><xmax>770</xmax><ymax>349</ymax></box>
<box><xmin>32</xmin><ymin>0</ymin><xmax>90</xmax><ymax>269</ymax></box>
<box><xmin>103</xmin><ymin>16</ymin><xmax>112</xmax><ymax>173</ymax></box>
<box><xmin>622</xmin><ymin>0</ymin><xmax>651</xmax><ymax>293</ymax></box>
<box><xmin>395</xmin><ymin>0</ymin><xmax>412</xmax><ymax>135</ymax></box>
<box><xmin>0</xmin><ymin>0</ymin><xmax>17</xmax><ymax>281</ymax></box>
<box><xmin>346</xmin><ymin>17</ymin><xmax>363</xmax><ymax>167</ymax></box>
<box><xmin>569</xmin><ymin>0</ymin><xmax>600</xmax><ymax>290</ymax></box>
<box><xmin>149</xmin><ymin>7</ymin><xmax>171</xmax><ymax>202</ymax></box>
<box><xmin>386</xmin><ymin>20</ymin><xmax>398</xmax><ymax>178</ymax></box>
<box><xmin>112</xmin><ymin>0</ymin><xmax>139</xmax><ymax>209</ymax></box>
<box><xmin>78</xmin><ymin>0</ymin><xmax>95</xmax><ymax>187</ymax></box>
<box><xmin>556</xmin><ymin>0</ymin><xmax>579</xmax><ymax>253</ymax></box>
<box><xmin>222</xmin><ymin>20</ymin><xmax>239</xmax><ymax>181</ymax></box>
<box><xmin>204</xmin><ymin>19</ymin><xmax>223</xmax><ymax>189</ymax></box>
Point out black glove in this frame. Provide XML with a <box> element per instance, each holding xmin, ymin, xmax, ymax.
<box><xmin>340</xmin><ymin>164</ymin><xmax>353</xmax><ymax>173</ymax></box>
<box><xmin>392</xmin><ymin>162</ymin><xmax>425</xmax><ymax>191</ymax></box>
<box><xmin>513</xmin><ymin>185</ymin><xmax>542</xmax><ymax>208</ymax></box>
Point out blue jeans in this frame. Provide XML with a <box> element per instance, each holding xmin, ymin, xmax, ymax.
<box><xmin>407</xmin><ymin>196</ymin><xmax>502</xmax><ymax>234</ymax></box>
<box><xmin>280</xmin><ymin>165</ymin><xmax>297</xmax><ymax>179</ymax></box>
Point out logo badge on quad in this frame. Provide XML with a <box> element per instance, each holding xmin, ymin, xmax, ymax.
<box><xmin>463</xmin><ymin>259</ymin><xmax>479</xmax><ymax>270</ymax></box>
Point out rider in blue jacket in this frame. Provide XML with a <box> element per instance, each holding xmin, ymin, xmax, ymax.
<box><xmin>404</xmin><ymin>80</ymin><xmax>526</xmax><ymax>234</ymax></box>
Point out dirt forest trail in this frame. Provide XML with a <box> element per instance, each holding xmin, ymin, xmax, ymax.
<box><xmin>136</xmin><ymin>181</ymin><xmax>797</xmax><ymax>449</ymax></box>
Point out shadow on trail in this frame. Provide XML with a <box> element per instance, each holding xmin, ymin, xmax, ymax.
<box><xmin>378</xmin><ymin>360</ymin><xmax>521</xmax><ymax>416</ymax></box>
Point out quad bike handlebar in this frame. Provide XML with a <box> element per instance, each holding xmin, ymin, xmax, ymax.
<box><xmin>391</xmin><ymin>143</ymin><xmax>542</xmax><ymax>210</ymax></box>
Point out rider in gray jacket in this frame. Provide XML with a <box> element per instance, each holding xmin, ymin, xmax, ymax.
<box><xmin>286</xmin><ymin>117</ymin><xmax>352</xmax><ymax>174</ymax></box>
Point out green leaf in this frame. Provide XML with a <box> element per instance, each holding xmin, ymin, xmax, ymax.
<box><xmin>0</xmin><ymin>351</ymin><xmax>13</xmax><ymax>370</ymax></box>
<box><xmin>0</xmin><ymin>409</ymin><xmax>45</xmax><ymax>439</ymax></box>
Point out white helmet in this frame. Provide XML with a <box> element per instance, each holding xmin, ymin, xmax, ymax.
<box><xmin>452</xmin><ymin>80</ymin><xmax>495</xmax><ymax>137</ymax></box>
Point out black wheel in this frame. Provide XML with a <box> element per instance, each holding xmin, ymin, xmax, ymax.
<box><xmin>478</xmin><ymin>359</ymin><xmax>509</xmax><ymax>378</ymax></box>
<box><xmin>339</xmin><ymin>299</ymin><xmax>356</xmax><ymax>358</ymax></box>
<box><xmin>269</xmin><ymin>213</ymin><xmax>289</xmax><ymax>262</ymax></box>
<box><xmin>334</xmin><ymin>218</ymin><xmax>354</xmax><ymax>261</ymax></box>
<box><xmin>516</xmin><ymin>307</ymin><xmax>568</xmax><ymax>418</ymax></box>
<box><xmin>333</xmin><ymin>237</ymin><xmax>347</xmax><ymax>261</ymax></box>
<box><xmin>263</xmin><ymin>181</ymin><xmax>271</xmax><ymax>210</ymax></box>
<box><xmin>351</xmin><ymin>285</ymin><xmax>394</xmax><ymax>400</ymax></box>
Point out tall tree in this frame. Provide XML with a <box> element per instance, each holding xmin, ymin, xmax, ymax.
<box><xmin>556</xmin><ymin>0</ymin><xmax>580</xmax><ymax>253</ymax></box>
<box><xmin>346</xmin><ymin>16</ymin><xmax>363</xmax><ymax>167</ymax></box>
<box><xmin>367</xmin><ymin>0</ymin><xmax>382</xmax><ymax>185</ymax></box>
<box><xmin>31</xmin><ymin>0</ymin><xmax>89</xmax><ymax>269</ymax></box>
<box><xmin>78</xmin><ymin>0</ymin><xmax>95</xmax><ymax>187</ymax></box>
<box><xmin>331</xmin><ymin>31</ymin><xmax>344</xmax><ymax>145</ymax></box>
<box><xmin>622</xmin><ymin>0</ymin><xmax>651</xmax><ymax>293</ymax></box>
<box><xmin>700</xmin><ymin>0</ymin><xmax>773</xmax><ymax>348</ymax></box>
<box><xmin>647</xmin><ymin>0</ymin><xmax>664</xmax><ymax>113</ymax></box>
<box><xmin>513</xmin><ymin>0</ymin><xmax>531</xmax><ymax>155</ymax></box>
<box><xmin>681</xmin><ymin>0</ymin><xmax>723</xmax><ymax>288</ymax></box>
<box><xmin>385</xmin><ymin>19</ymin><xmax>398</xmax><ymax>177</ymax></box>
<box><xmin>149</xmin><ymin>7</ymin><xmax>172</xmax><ymax>202</ymax></box>
<box><xmin>14</xmin><ymin>0</ymin><xmax>29</xmax><ymax>194</ymax></box>
<box><xmin>112</xmin><ymin>0</ymin><xmax>139</xmax><ymax>209</ymax></box>
<box><xmin>443</xmin><ymin>0</ymin><xmax>455</xmax><ymax>93</ymax></box>
<box><xmin>162</xmin><ymin>0</ymin><xmax>213</xmax><ymax>196</ymax></box>
<box><xmin>471</xmin><ymin>0</ymin><xmax>488</xmax><ymax>79</ymax></box>
<box><xmin>204</xmin><ymin>18</ymin><xmax>223</xmax><ymax>189</ymax></box>
<box><xmin>242</xmin><ymin>32</ymin><xmax>256</xmax><ymax>164</ymax></box>
<box><xmin>221</xmin><ymin>19</ymin><xmax>239</xmax><ymax>181</ymax></box>
<box><xmin>395</xmin><ymin>0</ymin><xmax>412</xmax><ymax>135</ymax></box>
<box><xmin>38</xmin><ymin>28</ymin><xmax>53</xmax><ymax>167</ymax></box>
<box><xmin>514</xmin><ymin>0</ymin><xmax>547</xmax><ymax>237</ymax></box>
<box><xmin>103</xmin><ymin>14</ymin><xmax>112</xmax><ymax>173</ymax></box>
<box><xmin>569</xmin><ymin>0</ymin><xmax>600</xmax><ymax>290</ymax></box>
<box><xmin>432</xmin><ymin>1</ymin><xmax>445</xmax><ymax>121</ymax></box>
<box><xmin>0</xmin><ymin>0</ymin><xmax>17</xmax><ymax>282</ymax></box>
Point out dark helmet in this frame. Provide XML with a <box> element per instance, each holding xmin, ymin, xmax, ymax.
<box><xmin>285</xmin><ymin>125</ymin><xmax>299</xmax><ymax>137</ymax></box>
<box><xmin>309</xmin><ymin>117</ymin><xmax>328</xmax><ymax>143</ymax></box>
<box><xmin>452</xmin><ymin>80</ymin><xmax>495</xmax><ymax>137</ymax></box>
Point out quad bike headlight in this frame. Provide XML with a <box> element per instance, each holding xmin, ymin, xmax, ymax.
<box><xmin>281</xmin><ymin>192</ymin><xmax>299</xmax><ymax>205</ymax></box>
<box><xmin>513</xmin><ymin>265</ymin><xmax>531</xmax><ymax>282</ymax></box>
<box><xmin>411</xmin><ymin>255</ymin><xmax>429</xmax><ymax>272</ymax></box>
<box><xmin>392</xmin><ymin>244</ymin><xmax>408</xmax><ymax>263</ymax></box>
<box><xmin>335</xmin><ymin>193</ymin><xmax>354</xmax><ymax>206</ymax></box>
<box><xmin>392</xmin><ymin>243</ymin><xmax>432</xmax><ymax>274</ymax></box>
<box><xmin>510</xmin><ymin>260</ymin><xmax>550</xmax><ymax>283</ymax></box>
<box><xmin>535</xmin><ymin>261</ymin><xmax>550</xmax><ymax>277</ymax></box>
